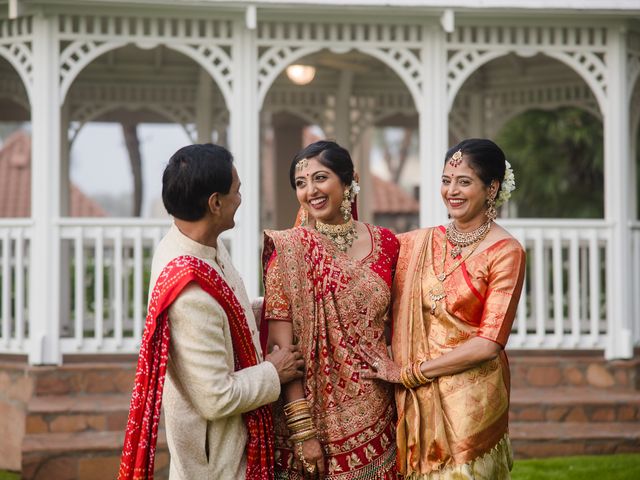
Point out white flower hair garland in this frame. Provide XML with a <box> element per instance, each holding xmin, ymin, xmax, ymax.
<box><xmin>496</xmin><ymin>160</ymin><xmax>515</xmax><ymax>207</ymax></box>
<box><xmin>349</xmin><ymin>180</ymin><xmax>360</xmax><ymax>201</ymax></box>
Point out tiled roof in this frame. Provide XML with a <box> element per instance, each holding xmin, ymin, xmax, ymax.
<box><xmin>0</xmin><ymin>131</ymin><xmax>107</xmax><ymax>217</ymax></box>
<box><xmin>372</xmin><ymin>174</ymin><xmax>419</xmax><ymax>214</ymax></box>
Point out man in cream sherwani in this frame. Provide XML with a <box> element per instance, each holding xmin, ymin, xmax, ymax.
<box><xmin>151</xmin><ymin>143</ymin><xmax>303</xmax><ymax>479</ymax></box>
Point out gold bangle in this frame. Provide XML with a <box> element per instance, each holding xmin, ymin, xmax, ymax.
<box><xmin>414</xmin><ymin>359</ymin><xmax>435</xmax><ymax>385</ymax></box>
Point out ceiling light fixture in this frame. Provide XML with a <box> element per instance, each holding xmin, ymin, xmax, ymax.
<box><xmin>286</xmin><ymin>64</ymin><xmax>316</xmax><ymax>85</ymax></box>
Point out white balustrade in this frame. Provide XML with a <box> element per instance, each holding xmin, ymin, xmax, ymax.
<box><xmin>632</xmin><ymin>222</ymin><xmax>640</xmax><ymax>346</ymax></box>
<box><xmin>504</xmin><ymin>219</ymin><xmax>610</xmax><ymax>350</ymax></box>
<box><xmin>57</xmin><ymin>218</ymin><xmax>171</xmax><ymax>355</ymax></box>
<box><xmin>0</xmin><ymin>219</ymin><xmax>32</xmax><ymax>354</ymax></box>
<box><xmin>0</xmin><ymin>218</ymin><xmax>635</xmax><ymax>358</ymax></box>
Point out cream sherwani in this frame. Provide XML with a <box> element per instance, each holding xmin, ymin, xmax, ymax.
<box><xmin>149</xmin><ymin>224</ymin><xmax>280</xmax><ymax>480</ymax></box>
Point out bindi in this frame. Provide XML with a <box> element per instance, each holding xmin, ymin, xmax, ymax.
<box><xmin>448</xmin><ymin>150</ymin><xmax>463</xmax><ymax>168</ymax></box>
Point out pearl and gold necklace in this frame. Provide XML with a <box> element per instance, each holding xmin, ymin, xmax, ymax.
<box><xmin>445</xmin><ymin>220</ymin><xmax>492</xmax><ymax>258</ymax></box>
<box><xmin>315</xmin><ymin>218</ymin><xmax>358</xmax><ymax>253</ymax></box>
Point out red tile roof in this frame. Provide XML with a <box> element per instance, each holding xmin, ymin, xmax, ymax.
<box><xmin>372</xmin><ymin>174</ymin><xmax>419</xmax><ymax>214</ymax></box>
<box><xmin>0</xmin><ymin>131</ymin><xmax>107</xmax><ymax>217</ymax></box>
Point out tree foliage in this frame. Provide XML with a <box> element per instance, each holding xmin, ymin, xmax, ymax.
<box><xmin>496</xmin><ymin>107</ymin><xmax>604</xmax><ymax>218</ymax></box>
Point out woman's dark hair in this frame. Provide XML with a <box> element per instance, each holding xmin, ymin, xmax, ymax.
<box><xmin>289</xmin><ymin>140</ymin><xmax>354</xmax><ymax>189</ymax></box>
<box><xmin>162</xmin><ymin>143</ymin><xmax>233</xmax><ymax>221</ymax></box>
<box><xmin>445</xmin><ymin>138</ymin><xmax>506</xmax><ymax>188</ymax></box>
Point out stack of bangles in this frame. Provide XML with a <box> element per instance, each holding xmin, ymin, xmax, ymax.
<box><xmin>284</xmin><ymin>398</ymin><xmax>317</xmax><ymax>474</ymax></box>
<box><xmin>401</xmin><ymin>359</ymin><xmax>435</xmax><ymax>389</ymax></box>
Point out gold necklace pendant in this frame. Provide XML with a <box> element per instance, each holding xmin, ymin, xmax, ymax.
<box><xmin>429</xmin><ymin>282</ymin><xmax>446</xmax><ymax>315</ymax></box>
<box><xmin>431</xmin><ymin>230</ymin><xmax>486</xmax><ymax>315</ymax></box>
<box><xmin>316</xmin><ymin>218</ymin><xmax>358</xmax><ymax>253</ymax></box>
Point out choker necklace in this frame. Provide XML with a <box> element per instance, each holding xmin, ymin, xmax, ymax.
<box><xmin>315</xmin><ymin>218</ymin><xmax>358</xmax><ymax>253</ymax></box>
<box><xmin>446</xmin><ymin>220</ymin><xmax>492</xmax><ymax>258</ymax></box>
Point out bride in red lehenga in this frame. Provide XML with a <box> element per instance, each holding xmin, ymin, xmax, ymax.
<box><xmin>262</xmin><ymin>140</ymin><xmax>401</xmax><ymax>479</ymax></box>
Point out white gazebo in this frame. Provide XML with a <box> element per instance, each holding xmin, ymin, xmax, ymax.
<box><xmin>0</xmin><ymin>0</ymin><xmax>639</xmax><ymax>367</ymax></box>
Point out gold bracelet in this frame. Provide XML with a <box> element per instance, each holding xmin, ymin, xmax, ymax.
<box><xmin>296</xmin><ymin>441</ymin><xmax>317</xmax><ymax>474</ymax></box>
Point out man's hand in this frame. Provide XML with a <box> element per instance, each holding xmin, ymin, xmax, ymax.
<box><xmin>265</xmin><ymin>344</ymin><xmax>304</xmax><ymax>384</ymax></box>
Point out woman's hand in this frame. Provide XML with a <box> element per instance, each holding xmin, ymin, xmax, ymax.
<box><xmin>359</xmin><ymin>345</ymin><xmax>402</xmax><ymax>384</ymax></box>
<box><xmin>294</xmin><ymin>437</ymin><xmax>325</xmax><ymax>478</ymax></box>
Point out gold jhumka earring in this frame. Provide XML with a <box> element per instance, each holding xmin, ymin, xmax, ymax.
<box><xmin>485</xmin><ymin>196</ymin><xmax>497</xmax><ymax>222</ymax></box>
<box><xmin>339</xmin><ymin>189</ymin><xmax>351</xmax><ymax>221</ymax></box>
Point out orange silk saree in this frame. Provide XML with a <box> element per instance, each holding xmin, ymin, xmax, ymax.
<box><xmin>392</xmin><ymin>227</ymin><xmax>525</xmax><ymax>479</ymax></box>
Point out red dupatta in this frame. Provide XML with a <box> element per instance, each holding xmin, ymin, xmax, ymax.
<box><xmin>118</xmin><ymin>255</ymin><xmax>274</xmax><ymax>480</ymax></box>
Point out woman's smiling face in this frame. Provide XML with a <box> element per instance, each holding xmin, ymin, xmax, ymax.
<box><xmin>294</xmin><ymin>157</ymin><xmax>348</xmax><ymax>225</ymax></box>
<box><xmin>441</xmin><ymin>156</ymin><xmax>494</xmax><ymax>226</ymax></box>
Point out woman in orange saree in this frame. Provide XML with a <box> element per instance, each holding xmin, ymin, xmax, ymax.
<box><xmin>262</xmin><ymin>141</ymin><xmax>400</xmax><ymax>479</ymax></box>
<box><xmin>364</xmin><ymin>139</ymin><xmax>525</xmax><ymax>479</ymax></box>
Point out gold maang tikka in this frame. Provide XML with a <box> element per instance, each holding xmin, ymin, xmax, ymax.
<box><xmin>295</xmin><ymin>158</ymin><xmax>309</xmax><ymax>171</ymax></box>
<box><xmin>449</xmin><ymin>149</ymin><xmax>463</xmax><ymax>168</ymax></box>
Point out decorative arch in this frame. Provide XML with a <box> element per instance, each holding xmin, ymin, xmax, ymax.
<box><xmin>257</xmin><ymin>46</ymin><xmax>321</xmax><ymax>109</ymax></box>
<box><xmin>0</xmin><ymin>43</ymin><xmax>33</xmax><ymax>105</ymax></box>
<box><xmin>59</xmin><ymin>40</ymin><xmax>127</xmax><ymax>104</ymax></box>
<box><xmin>545</xmin><ymin>51</ymin><xmax>607</xmax><ymax>113</ymax></box>
<box><xmin>447</xmin><ymin>49</ymin><xmax>607</xmax><ymax>115</ymax></box>
<box><xmin>168</xmin><ymin>44</ymin><xmax>233</xmax><ymax>108</ymax></box>
<box><xmin>58</xmin><ymin>41</ymin><xmax>233</xmax><ymax>109</ymax></box>
<box><xmin>358</xmin><ymin>47</ymin><xmax>423</xmax><ymax>113</ymax></box>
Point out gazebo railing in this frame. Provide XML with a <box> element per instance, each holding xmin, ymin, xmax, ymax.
<box><xmin>503</xmin><ymin>219</ymin><xmax>611</xmax><ymax>350</ymax></box>
<box><xmin>57</xmin><ymin>218</ymin><xmax>172</xmax><ymax>355</ymax></box>
<box><xmin>0</xmin><ymin>218</ymin><xmax>636</xmax><ymax>360</ymax></box>
<box><xmin>632</xmin><ymin>221</ymin><xmax>640</xmax><ymax>346</ymax></box>
<box><xmin>0</xmin><ymin>219</ymin><xmax>32</xmax><ymax>354</ymax></box>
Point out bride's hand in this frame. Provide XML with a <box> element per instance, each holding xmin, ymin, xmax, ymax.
<box><xmin>359</xmin><ymin>344</ymin><xmax>402</xmax><ymax>384</ymax></box>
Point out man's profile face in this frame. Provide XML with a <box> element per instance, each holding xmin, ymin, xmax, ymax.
<box><xmin>218</xmin><ymin>166</ymin><xmax>242</xmax><ymax>231</ymax></box>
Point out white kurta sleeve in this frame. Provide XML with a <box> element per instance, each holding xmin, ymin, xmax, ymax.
<box><xmin>167</xmin><ymin>283</ymin><xmax>281</xmax><ymax>421</ymax></box>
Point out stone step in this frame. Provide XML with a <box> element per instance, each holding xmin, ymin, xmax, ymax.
<box><xmin>508</xmin><ymin>350</ymin><xmax>640</xmax><ymax>391</ymax></box>
<box><xmin>509</xmin><ymin>387</ymin><xmax>640</xmax><ymax>423</ymax></box>
<box><xmin>26</xmin><ymin>394</ymin><xmax>131</xmax><ymax>434</ymax></box>
<box><xmin>21</xmin><ymin>430</ymin><xmax>168</xmax><ymax>480</ymax></box>
<box><xmin>510</xmin><ymin>421</ymin><xmax>640</xmax><ymax>459</ymax></box>
<box><xmin>28</xmin><ymin>361</ymin><xmax>137</xmax><ymax>396</ymax></box>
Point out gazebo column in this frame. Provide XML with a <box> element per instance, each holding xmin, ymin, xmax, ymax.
<box><xmin>59</xmin><ymin>102</ymin><xmax>72</xmax><ymax>336</ymax></box>
<box><xmin>29</xmin><ymin>14</ymin><xmax>62</xmax><ymax>364</ymax></box>
<box><xmin>604</xmin><ymin>28</ymin><xmax>633</xmax><ymax>360</ymax></box>
<box><xmin>272</xmin><ymin>113</ymin><xmax>304</xmax><ymax>230</ymax></box>
<box><xmin>419</xmin><ymin>26</ymin><xmax>448</xmax><ymax>227</ymax></box>
<box><xmin>335</xmin><ymin>70</ymin><xmax>353</xmax><ymax>151</ymax></box>
<box><xmin>196</xmin><ymin>69</ymin><xmax>214</xmax><ymax>143</ymax></box>
<box><xmin>467</xmin><ymin>92</ymin><xmax>485</xmax><ymax>138</ymax></box>
<box><xmin>229</xmin><ymin>20</ymin><xmax>260</xmax><ymax>297</ymax></box>
<box><xmin>353</xmin><ymin>126</ymin><xmax>374</xmax><ymax>224</ymax></box>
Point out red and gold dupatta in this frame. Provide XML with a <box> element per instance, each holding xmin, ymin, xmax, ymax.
<box><xmin>118</xmin><ymin>255</ymin><xmax>274</xmax><ymax>480</ymax></box>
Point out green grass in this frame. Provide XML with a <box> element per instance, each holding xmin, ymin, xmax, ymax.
<box><xmin>512</xmin><ymin>454</ymin><xmax>640</xmax><ymax>480</ymax></box>
<box><xmin>2</xmin><ymin>454</ymin><xmax>639</xmax><ymax>479</ymax></box>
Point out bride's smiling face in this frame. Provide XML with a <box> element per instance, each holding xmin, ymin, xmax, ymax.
<box><xmin>294</xmin><ymin>158</ymin><xmax>348</xmax><ymax>225</ymax></box>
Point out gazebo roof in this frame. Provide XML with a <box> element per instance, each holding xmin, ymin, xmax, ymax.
<box><xmin>14</xmin><ymin>0</ymin><xmax>640</xmax><ymax>14</ymax></box>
